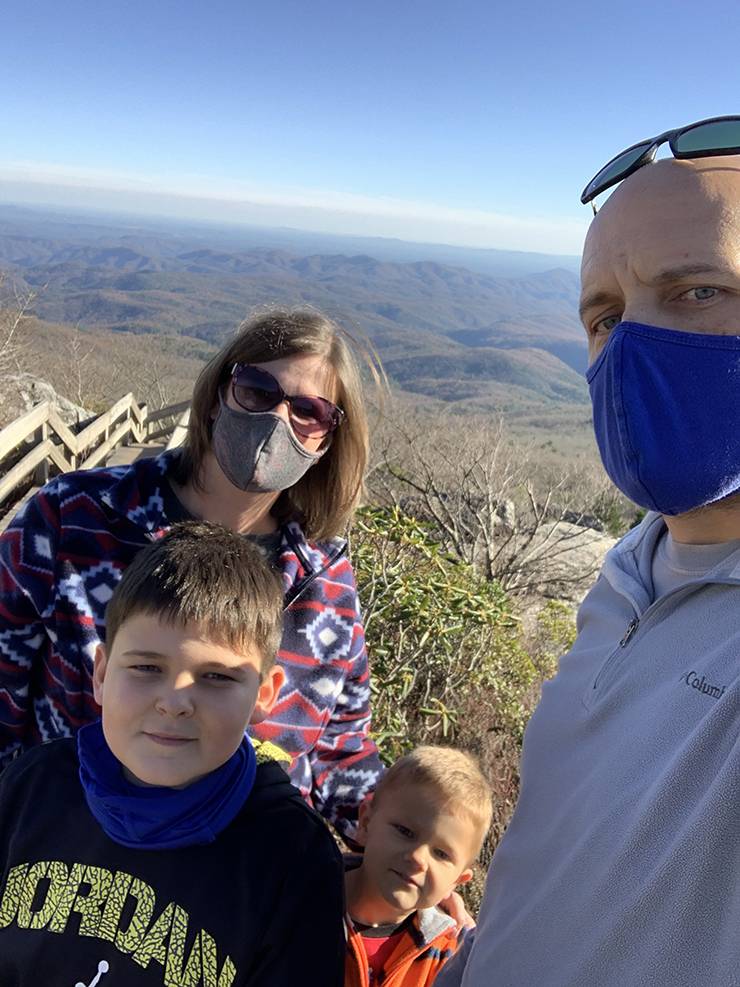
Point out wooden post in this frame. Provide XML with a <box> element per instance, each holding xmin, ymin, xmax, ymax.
<box><xmin>33</xmin><ymin>423</ymin><xmax>50</xmax><ymax>486</ymax></box>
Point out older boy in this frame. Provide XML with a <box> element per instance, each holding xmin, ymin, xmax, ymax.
<box><xmin>344</xmin><ymin>746</ymin><xmax>492</xmax><ymax>987</ymax></box>
<box><xmin>0</xmin><ymin>522</ymin><xmax>345</xmax><ymax>985</ymax></box>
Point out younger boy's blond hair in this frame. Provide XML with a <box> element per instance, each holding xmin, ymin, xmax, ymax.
<box><xmin>374</xmin><ymin>745</ymin><xmax>493</xmax><ymax>860</ymax></box>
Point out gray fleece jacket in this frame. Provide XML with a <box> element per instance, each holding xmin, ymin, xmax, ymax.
<box><xmin>439</xmin><ymin>512</ymin><xmax>740</xmax><ymax>987</ymax></box>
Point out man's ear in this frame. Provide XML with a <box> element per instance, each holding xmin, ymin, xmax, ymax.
<box><xmin>456</xmin><ymin>868</ymin><xmax>474</xmax><ymax>887</ymax></box>
<box><xmin>249</xmin><ymin>665</ymin><xmax>286</xmax><ymax>725</ymax></box>
<box><xmin>92</xmin><ymin>644</ymin><xmax>108</xmax><ymax>706</ymax></box>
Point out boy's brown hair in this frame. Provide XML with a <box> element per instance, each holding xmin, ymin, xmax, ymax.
<box><xmin>105</xmin><ymin>521</ymin><xmax>284</xmax><ymax>670</ymax></box>
<box><xmin>374</xmin><ymin>745</ymin><xmax>493</xmax><ymax>858</ymax></box>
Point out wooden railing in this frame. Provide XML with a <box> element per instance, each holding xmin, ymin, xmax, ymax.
<box><xmin>0</xmin><ymin>394</ymin><xmax>190</xmax><ymax>523</ymax></box>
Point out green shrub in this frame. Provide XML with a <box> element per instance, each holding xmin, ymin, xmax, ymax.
<box><xmin>351</xmin><ymin>505</ymin><xmax>539</xmax><ymax>760</ymax></box>
<box><xmin>532</xmin><ymin>599</ymin><xmax>577</xmax><ymax>677</ymax></box>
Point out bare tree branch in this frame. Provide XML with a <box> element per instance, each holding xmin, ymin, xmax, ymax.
<box><xmin>368</xmin><ymin>403</ymin><xmax>617</xmax><ymax>601</ymax></box>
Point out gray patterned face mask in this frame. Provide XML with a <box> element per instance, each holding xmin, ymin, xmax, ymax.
<box><xmin>211</xmin><ymin>393</ymin><xmax>324</xmax><ymax>492</ymax></box>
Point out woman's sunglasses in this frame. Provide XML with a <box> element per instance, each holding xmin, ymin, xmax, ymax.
<box><xmin>229</xmin><ymin>363</ymin><xmax>345</xmax><ymax>439</ymax></box>
<box><xmin>581</xmin><ymin>115</ymin><xmax>740</xmax><ymax>205</ymax></box>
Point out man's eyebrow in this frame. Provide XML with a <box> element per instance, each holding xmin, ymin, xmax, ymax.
<box><xmin>578</xmin><ymin>290</ymin><xmax>615</xmax><ymax>320</ymax></box>
<box><xmin>651</xmin><ymin>263</ymin><xmax>725</xmax><ymax>285</ymax></box>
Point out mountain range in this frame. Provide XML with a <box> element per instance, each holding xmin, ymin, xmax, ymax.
<box><xmin>0</xmin><ymin>204</ymin><xmax>590</xmax><ymax>421</ymax></box>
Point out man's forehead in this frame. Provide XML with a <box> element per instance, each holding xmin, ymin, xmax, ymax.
<box><xmin>591</xmin><ymin>155</ymin><xmax>740</xmax><ymax>213</ymax></box>
<box><xmin>581</xmin><ymin>157</ymin><xmax>740</xmax><ymax>289</ymax></box>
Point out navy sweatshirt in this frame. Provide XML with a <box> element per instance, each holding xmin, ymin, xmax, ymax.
<box><xmin>0</xmin><ymin>739</ymin><xmax>345</xmax><ymax>986</ymax></box>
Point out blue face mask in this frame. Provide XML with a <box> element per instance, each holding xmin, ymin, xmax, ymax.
<box><xmin>587</xmin><ymin>322</ymin><xmax>740</xmax><ymax>516</ymax></box>
<box><xmin>78</xmin><ymin>720</ymin><xmax>257</xmax><ymax>849</ymax></box>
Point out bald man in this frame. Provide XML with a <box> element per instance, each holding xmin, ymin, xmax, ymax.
<box><xmin>438</xmin><ymin>157</ymin><xmax>740</xmax><ymax>986</ymax></box>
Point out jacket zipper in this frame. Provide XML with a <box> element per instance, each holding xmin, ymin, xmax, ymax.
<box><xmin>592</xmin><ymin>616</ymin><xmax>640</xmax><ymax>693</ymax></box>
<box><xmin>282</xmin><ymin>540</ymin><xmax>348</xmax><ymax>611</ymax></box>
<box><xmin>619</xmin><ymin>617</ymin><xmax>639</xmax><ymax>648</ymax></box>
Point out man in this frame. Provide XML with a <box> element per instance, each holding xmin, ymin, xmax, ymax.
<box><xmin>438</xmin><ymin>144</ymin><xmax>740</xmax><ymax>986</ymax></box>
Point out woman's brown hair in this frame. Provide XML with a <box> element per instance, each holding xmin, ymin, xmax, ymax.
<box><xmin>174</xmin><ymin>309</ymin><xmax>383</xmax><ymax>541</ymax></box>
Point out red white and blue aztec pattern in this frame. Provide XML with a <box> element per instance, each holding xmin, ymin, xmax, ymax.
<box><xmin>0</xmin><ymin>452</ymin><xmax>381</xmax><ymax>839</ymax></box>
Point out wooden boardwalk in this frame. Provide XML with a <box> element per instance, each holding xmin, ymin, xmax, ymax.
<box><xmin>0</xmin><ymin>397</ymin><xmax>189</xmax><ymax>532</ymax></box>
<box><xmin>106</xmin><ymin>443</ymin><xmax>165</xmax><ymax>467</ymax></box>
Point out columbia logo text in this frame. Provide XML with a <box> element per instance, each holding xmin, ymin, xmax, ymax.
<box><xmin>683</xmin><ymin>670</ymin><xmax>726</xmax><ymax>700</ymax></box>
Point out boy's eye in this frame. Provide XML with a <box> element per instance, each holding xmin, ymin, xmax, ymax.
<box><xmin>203</xmin><ymin>672</ymin><xmax>236</xmax><ymax>683</ymax></box>
<box><xmin>130</xmin><ymin>664</ymin><xmax>161</xmax><ymax>674</ymax></box>
<box><xmin>433</xmin><ymin>848</ymin><xmax>451</xmax><ymax>862</ymax></box>
<box><xmin>393</xmin><ymin>824</ymin><xmax>414</xmax><ymax>839</ymax></box>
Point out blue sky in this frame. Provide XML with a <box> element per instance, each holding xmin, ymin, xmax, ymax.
<box><xmin>1</xmin><ymin>0</ymin><xmax>738</xmax><ymax>253</ymax></box>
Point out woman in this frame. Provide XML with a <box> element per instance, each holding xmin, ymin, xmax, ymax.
<box><xmin>0</xmin><ymin>309</ymin><xmax>382</xmax><ymax>840</ymax></box>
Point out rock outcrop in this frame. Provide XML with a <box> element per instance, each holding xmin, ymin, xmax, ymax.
<box><xmin>513</xmin><ymin>519</ymin><xmax>617</xmax><ymax>605</ymax></box>
<box><xmin>0</xmin><ymin>373</ymin><xmax>92</xmax><ymax>430</ymax></box>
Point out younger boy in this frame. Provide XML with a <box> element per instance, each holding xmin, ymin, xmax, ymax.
<box><xmin>0</xmin><ymin>521</ymin><xmax>345</xmax><ymax>986</ymax></box>
<box><xmin>344</xmin><ymin>746</ymin><xmax>492</xmax><ymax>987</ymax></box>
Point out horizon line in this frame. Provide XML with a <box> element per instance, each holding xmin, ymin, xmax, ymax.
<box><xmin>0</xmin><ymin>162</ymin><xmax>589</xmax><ymax>255</ymax></box>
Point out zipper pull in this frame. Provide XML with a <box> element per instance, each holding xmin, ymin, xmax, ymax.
<box><xmin>620</xmin><ymin>617</ymin><xmax>639</xmax><ymax>648</ymax></box>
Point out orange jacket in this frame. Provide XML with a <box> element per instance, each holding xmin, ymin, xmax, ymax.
<box><xmin>344</xmin><ymin>907</ymin><xmax>465</xmax><ymax>987</ymax></box>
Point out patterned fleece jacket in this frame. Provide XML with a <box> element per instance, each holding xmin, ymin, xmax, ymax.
<box><xmin>0</xmin><ymin>451</ymin><xmax>382</xmax><ymax>839</ymax></box>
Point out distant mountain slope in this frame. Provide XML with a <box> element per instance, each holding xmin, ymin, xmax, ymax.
<box><xmin>0</xmin><ymin>203</ymin><xmax>582</xmax><ymax>276</ymax></box>
<box><xmin>0</xmin><ymin>206</ymin><xmax>590</xmax><ymax>416</ymax></box>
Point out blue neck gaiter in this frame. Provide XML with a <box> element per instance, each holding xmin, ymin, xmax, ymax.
<box><xmin>77</xmin><ymin>720</ymin><xmax>257</xmax><ymax>850</ymax></box>
<box><xmin>587</xmin><ymin>322</ymin><xmax>740</xmax><ymax>516</ymax></box>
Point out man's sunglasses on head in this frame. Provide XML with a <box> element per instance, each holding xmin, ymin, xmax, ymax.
<box><xmin>581</xmin><ymin>114</ymin><xmax>740</xmax><ymax>205</ymax></box>
<box><xmin>229</xmin><ymin>363</ymin><xmax>345</xmax><ymax>439</ymax></box>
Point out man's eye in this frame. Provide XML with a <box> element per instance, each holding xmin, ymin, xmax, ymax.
<box><xmin>130</xmin><ymin>664</ymin><xmax>160</xmax><ymax>674</ymax></box>
<box><xmin>203</xmin><ymin>672</ymin><xmax>236</xmax><ymax>683</ymax></box>
<box><xmin>593</xmin><ymin>314</ymin><xmax>621</xmax><ymax>335</ymax></box>
<box><xmin>681</xmin><ymin>286</ymin><xmax>718</xmax><ymax>302</ymax></box>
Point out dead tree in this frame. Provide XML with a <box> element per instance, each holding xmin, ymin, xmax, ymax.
<box><xmin>368</xmin><ymin>407</ymin><xmax>609</xmax><ymax>599</ymax></box>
